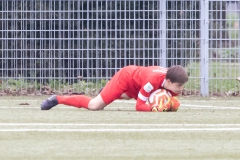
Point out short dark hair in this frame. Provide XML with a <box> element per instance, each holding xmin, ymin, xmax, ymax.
<box><xmin>166</xmin><ymin>65</ymin><xmax>188</xmax><ymax>84</ymax></box>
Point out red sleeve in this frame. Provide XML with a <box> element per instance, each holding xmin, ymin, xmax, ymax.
<box><xmin>135</xmin><ymin>78</ymin><xmax>160</xmax><ymax>112</ymax></box>
<box><xmin>135</xmin><ymin>103</ymin><xmax>152</xmax><ymax>111</ymax></box>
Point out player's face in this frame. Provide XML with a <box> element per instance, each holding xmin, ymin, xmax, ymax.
<box><xmin>165</xmin><ymin>80</ymin><xmax>185</xmax><ymax>94</ymax></box>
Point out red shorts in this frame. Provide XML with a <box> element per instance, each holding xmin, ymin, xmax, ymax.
<box><xmin>100</xmin><ymin>66</ymin><xmax>138</xmax><ymax>104</ymax></box>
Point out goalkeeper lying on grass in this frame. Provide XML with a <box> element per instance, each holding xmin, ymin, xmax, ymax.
<box><xmin>41</xmin><ymin>65</ymin><xmax>188</xmax><ymax>112</ymax></box>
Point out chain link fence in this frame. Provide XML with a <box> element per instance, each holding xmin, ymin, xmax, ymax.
<box><xmin>0</xmin><ymin>0</ymin><xmax>240</xmax><ymax>96</ymax></box>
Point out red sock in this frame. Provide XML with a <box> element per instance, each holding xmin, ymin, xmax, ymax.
<box><xmin>56</xmin><ymin>95</ymin><xmax>91</xmax><ymax>109</ymax></box>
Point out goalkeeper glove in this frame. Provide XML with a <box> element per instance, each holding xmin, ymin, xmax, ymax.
<box><xmin>170</xmin><ymin>97</ymin><xmax>180</xmax><ymax>112</ymax></box>
<box><xmin>151</xmin><ymin>97</ymin><xmax>171</xmax><ymax>112</ymax></box>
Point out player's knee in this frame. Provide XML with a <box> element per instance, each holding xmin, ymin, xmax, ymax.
<box><xmin>88</xmin><ymin>95</ymin><xmax>106</xmax><ymax>111</ymax></box>
<box><xmin>88</xmin><ymin>106</ymin><xmax>101</xmax><ymax>110</ymax></box>
<box><xmin>88</xmin><ymin>103</ymin><xmax>103</xmax><ymax>110</ymax></box>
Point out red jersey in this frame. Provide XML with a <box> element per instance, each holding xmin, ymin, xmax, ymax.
<box><xmin>100</xmin><ymin>65</ymin><xmax>178</xmax><ymax>111</ymax></box>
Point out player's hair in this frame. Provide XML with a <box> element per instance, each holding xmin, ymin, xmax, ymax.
<box><xmin>166</xmin><ymin>65</ymin><xmax>188</xmax><ymax>84</ymax></box>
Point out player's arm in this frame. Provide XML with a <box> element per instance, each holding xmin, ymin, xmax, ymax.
<box><xmin>136</xmin><ymin>84</ymin><xmax>179</xmax><ymax>112</ymax></box>
<box><xmin>135</xmin><ymin>82</ymin><xmax>155</xmax><ymax>112</ymax></box>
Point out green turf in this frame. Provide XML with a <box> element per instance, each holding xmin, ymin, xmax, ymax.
<box><xmin>0</xmin><ymin>96</ymin><xmax>240</xmax><ymax>160</ymax></box>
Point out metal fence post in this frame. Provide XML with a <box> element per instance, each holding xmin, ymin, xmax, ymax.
<box><xmin>238</xmin><ymin>1</ymin><xmax>240</xmax><ymax>65</ymax></box>
<box><xmin>200</xmin><ymin>0</ymin><xmax>209</xmax><ymax>96</ymax></box>
<box><xmin>159</xmin><ymin>0</ymin><xmax>167</xmax><ymax>67</ymax></box>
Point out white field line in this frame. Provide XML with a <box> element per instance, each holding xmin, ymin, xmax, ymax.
<box><xmin>0</xmin><ymin>123</ymin><xmax>240</xmax><ymax>132</ymax></box>
<box><xmin>0</xmin><ymin>123</ymin><xmax>239</xmax><ymax>127</ymax></box>
<box><xmin>0</xmin><ymin>128</ymin><xmax>240</xmax><ymax>132</ymax></box>
<box><xmin>114</xmin><ymin>100</ymin><xmax>240</xmax><ymax>103</ymax></box>
<box><xmin>1</xmin><ymin>104</ymin><xmax>240</xmax><ymax>109</ymax></box>
<box><xmin>114</xmin><ymin>100</ymin><xmax>240</xmax><ymax>109</ymax></box>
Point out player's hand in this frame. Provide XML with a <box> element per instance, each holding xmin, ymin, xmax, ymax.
<box><xmin>151</xmin><ymin>96</ymin><xmax>180</xmax><ymax>112</ymax></box>
<box><xmin>170</xmin><ymin>97</ymin><xmax>180</xmax><ymax>112</ymax></box>
<box><xmin>151</xmin><ymin>97</ymin><xmax>171</xmax><ymax>112</ymax></box>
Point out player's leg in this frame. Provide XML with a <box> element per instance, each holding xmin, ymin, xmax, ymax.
<box><xmin>41</xmin><ymin>67</ymin><xmax>128</xmax><ymax>110</ymax></box>
<box><xmin>95</xmin><ymin>67</ymin><xmax>132</xmax><ymax>103</ymax></box>
<box><xmin>87</xmin><ymin>94</ymin><xmax>106</xmax><ymax>110</ymax></box>
<box><xmin>41</xmin><ymin>94</ymin><xmax>106</xmax><ymax>110</ymax></box>
<box><xmin>41</xmin><ymin>94</ymin><xmax>92</xmax><ymax>110</ymax></box>
<box><xmin>100</xmin><ymin>89</ymin><xmax>131</xmax><ymax>100</ymax></box>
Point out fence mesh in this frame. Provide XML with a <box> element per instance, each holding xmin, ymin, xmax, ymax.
<box><xmin>0</xmin><ymin>0</ymin><xmax>240</xmax><ymax>96</ymax></box>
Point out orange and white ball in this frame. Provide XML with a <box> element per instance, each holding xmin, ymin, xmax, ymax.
<box><xmin>147</xmin><ymin>89</ymin><xmax>172</xmax><ymax>112</ymax></box>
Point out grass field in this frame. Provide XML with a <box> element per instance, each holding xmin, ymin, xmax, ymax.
<box><xmin>0</xmin><ymin>96</ymin><xmax>240</xmax><ymax>160</ymax></box>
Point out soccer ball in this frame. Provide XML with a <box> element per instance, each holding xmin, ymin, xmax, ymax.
<box><xmin>147</xmin><ymin>89</ymin><xmax>172</xmax><ymax>112</ymax></box>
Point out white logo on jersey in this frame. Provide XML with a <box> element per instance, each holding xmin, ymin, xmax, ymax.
<box><xmin>152</xmin><ymin>67</ymin><xmax>167</xmax><ymax>73</ymax></box>
<box><xmin>143</xmin><ymin>82</ymin><xmax>153</xmax><ymax>93</ymax></box>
